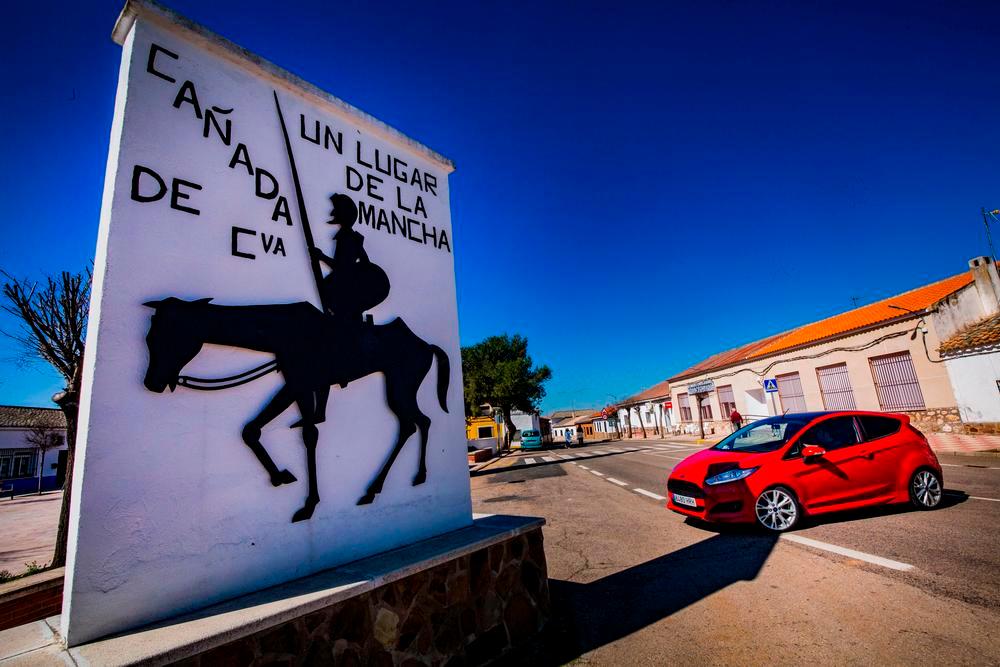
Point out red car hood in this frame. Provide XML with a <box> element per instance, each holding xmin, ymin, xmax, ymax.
<box><xmin>670</xmin><ymin>448</ymin><xmax>766</xmax><ymax>485</ymax></box>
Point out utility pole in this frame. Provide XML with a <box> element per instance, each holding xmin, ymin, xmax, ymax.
<box><xmin>984</xmin><ymin>208</ymin><xmax>1000</xmax><ymax>267</ymax></box>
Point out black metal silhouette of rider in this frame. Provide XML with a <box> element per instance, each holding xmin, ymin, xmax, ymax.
<box><xmin>310</xmin><ymin>194</ymin><xmax>390</xmax><ymax>324</ymax></box>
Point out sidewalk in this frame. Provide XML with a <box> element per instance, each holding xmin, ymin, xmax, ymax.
<box><xmin>0</xmin><ymin>491</ymin><xmax>61</xmax><ymax>575</ymax></box>
<box><xmin>927</xmin><ymin>433</ymin><xmax>1000</xmax><ymax>455</ymax></box>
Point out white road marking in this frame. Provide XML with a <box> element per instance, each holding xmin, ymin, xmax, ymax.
<box><xmin>590</xmin><ymin>470</ymin><xmax>605</xmax><ymax>477</ymax></box>
<box><xmin>639</xmin><ymin>451</ymin><xmax>688</xmax><ymax>461</ymax></box>
<box><xmin>941</xmin><ymin>463</ymin><xmax>961</xmax><ymax>467</ymax></box>
<box><xmin>945</xmin><ymin>491</ymin><xmax>1000</xmax><ymax>503</ymax></box>
<box><xmin>780</xmin><ymin>534</ymin><xmax>914</xmax><ymax>572</ymax></box>
<box><xmin>542</xmin><ymin>456</ymin><xmax>557</xmax><ymax>462</ymax></box>
<box><xmin>578</xmin><ymin>465</ymin><xmax>590</xmax><ymax>470</ymax></box>
<box><xmin>525</xmin><ymin>457</ymin><xmax>539</xmax><ymax>465</ymax></box>
<box><xmin>604</xmin><ymin>448</ymin><xmax>623</xmax><ymax>453</ymax></box>
<box><xmin>606</xmin><ymin>477</ymin><xmax>629</xmax><ymax>486</ymax></box>
<box><xmin>634</xmin><ymin>488</ymin><xmax>667</xmax><ymax>501</ymax></box>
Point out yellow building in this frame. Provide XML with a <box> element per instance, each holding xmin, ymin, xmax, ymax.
<box><xmin>466</xmin><ymin>415</ymin><xmax>504</xmax><ymax>442</ymax></box>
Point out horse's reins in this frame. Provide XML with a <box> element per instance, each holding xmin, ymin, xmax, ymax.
<box><xmin>176</xmin><ymin>360</ymin><xmax>279</xmax><ymax>391</ymax></box>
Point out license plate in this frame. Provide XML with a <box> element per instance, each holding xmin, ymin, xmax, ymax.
<box><xmin>673</xmin><ymin>493</ymin><xmax>697</xmax><ymax>508</ymax></box>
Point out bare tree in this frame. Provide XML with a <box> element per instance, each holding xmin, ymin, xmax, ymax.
<box><xmin>2</xmin><ymin>269</ymin><xmax>90</xmax><ymax>567</ymax></box>
<box><xmin>25</xmin><ymin>426</ymin><xmax>63</xmax><ymax>495</ymax></box>
<box><xmin>632</xmin><ymin>405</ymin><xmax>648</xmax><ymax>439</ymax></box>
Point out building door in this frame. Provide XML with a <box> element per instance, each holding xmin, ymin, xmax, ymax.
<box><xmin>56</xmin><ymin>450</ymin><xmax>68</xmax><ymax>489</ymax></box>
<box><xmin>776</xmin><ymin>372</ymin><xmax>808</xmax><ymax>413</ymax></box>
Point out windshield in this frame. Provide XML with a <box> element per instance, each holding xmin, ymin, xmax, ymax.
<box><xmin>713</xmin><ymin>417</ymin><xmax>809</xmax><ymax>454</ymax></box>
<box><xmin>522</xmin><ymin>430</ymin><xmax>539</xmax><ymax>437</ymax></box>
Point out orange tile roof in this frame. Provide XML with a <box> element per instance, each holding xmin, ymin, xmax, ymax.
<box><xmin>621</xmin><ymin>379</ymin><xmax>672</xmax><ymax>405</ymax></box>
<box><xmin>939</xmin><ymin>312</ymin><xmax>1000</xmax><ymax>354</ymax></box>
<box><xmin>670</xmin><ymin>269</ymin><xmax>975</xmax><ymax>382</ymax></box>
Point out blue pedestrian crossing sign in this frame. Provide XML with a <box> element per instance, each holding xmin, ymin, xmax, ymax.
<box><xmin>763</xmin><ymin>378</ymin><xmax>779</xmax><ymax>393</ymax></box>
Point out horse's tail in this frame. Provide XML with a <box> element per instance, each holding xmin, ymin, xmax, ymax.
<box><xmin>430</xmin><ymin>344</ymin><xmax>450</xmax><ymax>413</ymax></box>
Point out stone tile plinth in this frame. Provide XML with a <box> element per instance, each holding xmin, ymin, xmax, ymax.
<box><xmin>0</xmin><ymin>514</ymin><xmax>548</xmax><ymax>666</ymax></box>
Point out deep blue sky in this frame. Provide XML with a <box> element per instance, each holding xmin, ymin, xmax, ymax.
<box><xmin>1</xmin><ymin>0</ymin><xmax>998</xmax><ymax>412</ymax></box>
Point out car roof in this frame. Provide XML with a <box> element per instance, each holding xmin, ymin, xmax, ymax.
<box><xmin>782</xmin><ymin>410</ymin><xmax>904</xmax><ymax>421</ymax></box>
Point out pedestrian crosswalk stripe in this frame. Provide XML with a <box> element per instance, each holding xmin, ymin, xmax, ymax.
<box><xmin>524</xmin><ymin>457</ymin><xmax>537</xmax><ymax>465</ymax></box>
<box><xmin>542</xmin><ymin>456</ymin><xmax>556</xmax><ymax>462</ymax></box>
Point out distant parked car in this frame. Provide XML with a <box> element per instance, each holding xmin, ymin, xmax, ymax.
<box><xmin>520</xmin><ymin>429</ymin><xmax>544</xmax><ymax>450</ymax></box>
<box><xmin>667</xmin><ymin>411</ymin><xmax>943</xmax><ymax>532</ymax></box>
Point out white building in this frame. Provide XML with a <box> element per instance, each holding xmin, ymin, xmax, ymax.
<box><xmin>616</xmin><ymin>381</ymin><xmax>672</xmax><ymax>438</ymax></box>
<box><xmin>0</xmin><ymin>406</ymin><xmax>68</xmax><ymax>495</ymax></box>
<box><xmin>940</xmin><ymin>311</ymin><xmax>1000</xmax><ymax>428</ymax></box>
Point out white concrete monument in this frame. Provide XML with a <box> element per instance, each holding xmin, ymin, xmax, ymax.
<box><xmin>64</xmin><ymin>0</ymin><xmax>471</xmax><ymax>646</ymax></box>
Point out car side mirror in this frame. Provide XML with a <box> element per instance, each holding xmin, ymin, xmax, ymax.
<box><xmin>801</xmin><ymin>445</ymin><xmax>826</xmax><ymax>458</ymax></box>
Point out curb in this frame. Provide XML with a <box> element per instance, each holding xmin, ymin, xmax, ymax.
<box><xmin>935</xmin><ymin>449</ymin><xmax>1000</xmax><ymax>459</ymax></box>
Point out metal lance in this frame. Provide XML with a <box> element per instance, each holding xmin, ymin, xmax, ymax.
<box><xmin>273</xmin><ymin>91</ymin><xmax>325</xmax><ymax>307</ymax></box>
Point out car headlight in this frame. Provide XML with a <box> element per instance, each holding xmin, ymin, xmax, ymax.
<box><xmin>704</xmin><ymin>467</ymin><xmax>759</xmax><ymax>486</ymax></box>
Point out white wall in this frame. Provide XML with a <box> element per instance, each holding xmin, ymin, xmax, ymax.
<box><xmin>64</xmin><ymin>8</ymin><xmax>471</xmax><ymax>646</ymax></box>
<box><xmin>511</xmin><ymin>411</ymin><xmax>540</xmax><ymax>433</ymax></box>
<box><xmin>945</xmin><ymin>351</ymin><xmax>1000</xmax><ymax>423</ymax></box>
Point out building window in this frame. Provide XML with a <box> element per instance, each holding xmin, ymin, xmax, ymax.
<box><xmin>477</xmin><ymin>426</ymin><xmax>494</xmax><ymax>438</ymax></box>
<box><xmin>869</xmin><ymin>351</ymin><xmax>925</xmax><ymax>411</ymax></box>
<box><xmin>0</xmin><ymin>450</ymin><xmax>36</xmax><ymax>479</ymax></box>
<box><xmin>717</xmin><ymin>385</ymin><xmax>736</xmax><ymax>417</ymax></box>
<box><xmin>678</xmin><ymin>393</ymin><xmax>692</xmax><ymax>421</ymax></box>
<box><xmin>816</xmin><ymin>363</ymin><xmax>857</xmax><ymax>410</ymax></box>
<box><xmin>776</xmin><ymin>372</ymin><xmax>807</xmax><ymax>413</ymax></box>
<box><xmin>699</xmin><ymin>396</ymin><xmax>713</xmax><ymax>420</ymax></box>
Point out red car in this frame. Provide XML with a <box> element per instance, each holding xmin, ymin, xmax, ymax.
<box><xmin>667</xmin><ymin>411</ymin><xmax>943</xmax><ymax>532</ymax></box>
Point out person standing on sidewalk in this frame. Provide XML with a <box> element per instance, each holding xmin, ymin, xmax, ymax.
<box><xmin>730</xmin><ymin>408</ymin><xmax>743</xmax><ymax>432</ymax></box>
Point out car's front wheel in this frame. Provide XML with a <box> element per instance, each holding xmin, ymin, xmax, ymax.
<box><xmin>909</xmin><ymin>469</ymin><xmax>943</xmax><ymax>510</ymax></box>
<box><xmin>754</xmin><ymin>486</ymin><xmax>800</xmax><ymax>532</ymax></box>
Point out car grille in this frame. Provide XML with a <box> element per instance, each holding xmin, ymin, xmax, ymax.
<box><xmin>709</xmin><ymin>501</ymin><xmax>743</xmax><ymax>515</ymax></box>
<box><xmin>667</xmin><ymin>479</ymin><xmax>704</xmax><ymax>499</ymax></box>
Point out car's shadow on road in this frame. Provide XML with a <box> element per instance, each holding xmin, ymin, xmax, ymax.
<box><xmin>681</xmin><ymin>492</ymin><xmax>970</xmax><ymax>535</ymax></box>
<box><xmin>504</xmin><ymin>531</ymin><xmax>779</xmax><ymax>665</ymax></box>
<box><xmin>793</xmin><ymin>490</ymin><xmax>969</xmax><ymax>529</ymax></box>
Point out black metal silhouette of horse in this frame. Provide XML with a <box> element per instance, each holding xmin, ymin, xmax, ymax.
<box><xmin>141</xmin><ymin>297</ymin><xmax>449</xmax><ymax>522</ymax></box>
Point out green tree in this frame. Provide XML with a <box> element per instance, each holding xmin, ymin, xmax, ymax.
<box><xmin>461</xmin><ymin>334</ymin><xmax>552</xmax><ymax>448</ymax></box>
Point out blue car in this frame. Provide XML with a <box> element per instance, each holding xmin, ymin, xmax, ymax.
<box><xmin>520</xmin><ymin>429</ymin><xmax>544</xmax><ymax>450</ymax></box>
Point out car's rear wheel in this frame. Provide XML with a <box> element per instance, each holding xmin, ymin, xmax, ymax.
<box><xmin>910</xmin><ymin>469</ymin><xmax>943</xmax><ymax>509</ymax></box>
<box><xmin>754</xmin><ymin>486</ymin><xmax>799</xmax><ymax>532</ymax></box>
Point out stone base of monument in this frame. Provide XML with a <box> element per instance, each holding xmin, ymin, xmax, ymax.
<box><xmin>0</xmin><ymin>515</ymin><xmax>548</xmax><ymax>666</ymax></box>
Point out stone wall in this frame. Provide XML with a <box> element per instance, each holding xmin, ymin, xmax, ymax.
<box><xmin>904</xmin><ymin>407</ymin><xmax>968</xmax><ymax>434</ymax></box>
<box><xmin>172</xmin><ymin>528</ymin><xmax>550</xmax><ymax>666</ymax></box>
<box><xmin>0</xmin><ymin>568</ymin><xmax>64</xmax><ymax>631</ymax></box>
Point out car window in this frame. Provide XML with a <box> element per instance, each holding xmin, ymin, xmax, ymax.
<box><xmin>858</xmin><ymin>416</ymin><xmax>900</xmax><ymax>441</ymax></box>
<box><xmin>713</xmin><ymin>417</ymin><xmax>808</xmax><ymax>453</ymax></box>
<box><xmin>797</xmin><ymin>416</ymin><xmax>860</xmax><ymax>452</ymax></box>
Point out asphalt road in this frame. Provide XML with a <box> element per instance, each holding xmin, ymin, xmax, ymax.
<box><xmin>472</xmin><ymin>439</ymin><xmax>1000</xmax><ymax>664</ymax></box>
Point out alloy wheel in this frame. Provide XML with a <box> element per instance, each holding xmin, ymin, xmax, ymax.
<box><xmin>912</xmin><ymin>470</ymin><xmax>942</xmax><ymax>508</ymax></box>
<box><xmin>755</xmin><ymin>488</ymin><xmax>798</xmax><ymax>531</ymax></box>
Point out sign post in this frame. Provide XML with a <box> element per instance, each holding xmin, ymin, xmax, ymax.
<box><xmin>687</xmin><ymin>380</ymin><xmax>715</xmax><ymax>440</ymax></box>
<box><xmin>764</xmin><ymin>378</ymin><xmax>779</xmax><ymax>416</ymax></box>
